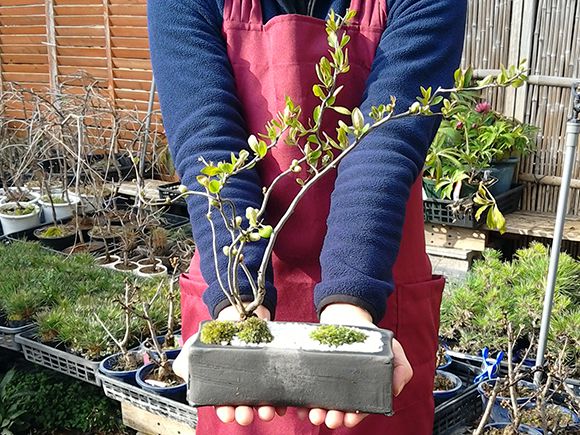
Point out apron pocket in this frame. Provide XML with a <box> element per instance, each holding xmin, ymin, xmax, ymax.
<box><xmin>179</xmin><ymin>272</ymin><xmax>211</xmax><ymax>340</ymax></box>
<box><xmin>392</xmin><ymin>275</ymin><xmax>445</xmax><ymax>411</ymax></box>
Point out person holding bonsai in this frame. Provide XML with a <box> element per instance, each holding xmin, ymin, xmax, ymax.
<box><xmin>148</xmin><ymin>0</ymin><xmax>467</xmax><ymax>434</ymax></box>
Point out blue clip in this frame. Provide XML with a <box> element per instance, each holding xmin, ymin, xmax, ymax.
<box><xmin>473</xmin><ymin>347</ymin><xmax>504</xmax><ymax>383</ymax></box>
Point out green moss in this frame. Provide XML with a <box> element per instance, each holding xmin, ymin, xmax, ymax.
<box><xmin>200</xmin><ymin>320</ymin><xmax>238</xmax><ymax>345</ymax></box>
<box><xmin>1</xmin><ymin>205</ymin><xmax>35</xmax><ymax>216</ymax></box>
<box><xmin>237</xmin><ymin>317</ymin><xmax>273</xmax><ymax>344</ymax></box>
<box><xmin>310</xmin><ymin>324</ymin><xmax>368</xmax><ymax>347</ymax></box>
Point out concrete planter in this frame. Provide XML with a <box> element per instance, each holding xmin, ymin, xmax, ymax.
<box><xmin>187</xmin><ymin>321</ymin><xmax>394</xmax><ymax>415</ymax></box>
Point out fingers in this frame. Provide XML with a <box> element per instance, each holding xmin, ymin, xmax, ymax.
<box><xmin>324</xmin><ymin>410</ymin><xmax>345</xmax><ymax>429</ymax></box>
<box><xmin>234</xmin><ymin>406</ymin><xmax>254</xmax><ymax>426</ymax></box>
<box><xmin>171</xmin><ymin>350</ymin><xmax>187</xmax><ymax>380</ymax></box>
<box><xmin>392</xmin><ymin>338</ymin><xmax>413</xmax><ymax>397</ymax></box>
<box><xmin>309</xmin><ymin>408</ymin><xmax>326</xmax><ymax>426</ymax></box>
<box><xmin>257</xmin><ymin>406</ymin><xmax>276</xmax><ymax>422</ymax></box>
<box><xmin>215</xmin><ymin>406</ymin><xmax>235</xmax><ymax>424</ymax></box>
<box><xmin>343</xmin><ymin>412</ymin><xmax>367</xmax><ymax>428</ymax></box>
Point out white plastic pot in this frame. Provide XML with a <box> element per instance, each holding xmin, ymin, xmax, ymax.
<box><xmin>0</xmin><ymin>188</ymin><xmax>40</xmax><ymax>206</ymax></box>
<box><xmin>136</xmin><ymin>257</ymin><xmax>162</xmax><ymax>267</ymax></box>
<box><xmin>134</xmin><ymin>263</ymin><xmax>168</xmax><ymax>279</ymax></box>
<box><xmin>0</xmin><ymin>203</ymin><xmax>41</xmax><ymax>235</ymax></box>
<box><xmin>95</xmin><ymin>254</ymin><xmax>121</xmax><ymax>269</ymax></box>
<box><xmin>39</xmin><ymin>193</ymin><xmax>80</xmax><ymax>223</ymax></box>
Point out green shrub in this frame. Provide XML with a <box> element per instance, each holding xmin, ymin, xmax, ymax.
<box><xmin>3</xmin><ymin>363</ymin><xmax>125</xmax><ymax>434</ymax></box>
<box><xmin>440</xmin><ymin>243</ymin><xmax>580</xmax><ymax>374</ymax></box>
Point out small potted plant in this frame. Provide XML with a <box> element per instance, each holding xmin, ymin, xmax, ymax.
<box><xmin>135</xmin><ymin>228</ymin><xmax>169</xmax><ymax>278</ymax></box>
<box><xmin>169</xmin><ymin>12</ymin><xmax>530</xmax><ymax>415</ymax></box>
<box><xmin>97</xmin><ymin>282</ymin><xmax>145</xmax><ymax>384</ymax></box>
<box><xmin>0</xmin><ymin>202</ymin><xmax>41</xmax><ymax>235</ymax></box>
<box><xmin>135</xmin><ymin>281</ymin><xmax>186</xmax><ymax>400</ymax></box>
<box><xmin>112</xmin><ymin>227</ymin><xmax>139</xmax><ymax>273</ymax></box>
<box><xmin>423</xmin><ymin>68</ymin><xmax>538</xmax><ymax>232</ymax></box>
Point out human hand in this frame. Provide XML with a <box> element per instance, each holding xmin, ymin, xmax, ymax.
<box><xmin>173</xmin><ymin>305</ymin><xmax>280</xmax><ymax>426</ymax></box>
<box><xmin>301</xmin><ymin>303</ymin><xmax>413</xmax><ymax>429</ymax></box>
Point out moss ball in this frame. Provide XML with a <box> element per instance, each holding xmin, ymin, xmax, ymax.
<box><xmin>236</xmin><ymin>317</ymin><xmax>273</xmax><ymax>344</ymax></box>
<box><xmin>310</xmin><ymin>324</ymin><xmax>367</xmax><ymax>347</ymax></box>
<box><xmin>200</xmin><ymin>320</ymin><xmax>238</xmax><ymax>345</ymax></box>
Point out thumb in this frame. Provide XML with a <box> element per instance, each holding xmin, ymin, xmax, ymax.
<box><xmin>172</xmin><ymin>332</ymin><xmax>198</xmax><ymax>381</ymax></box>
<box><xmin>392</xmin><ymin>338</ymin><xmax>413</xmax><ymax>397</ymax></box>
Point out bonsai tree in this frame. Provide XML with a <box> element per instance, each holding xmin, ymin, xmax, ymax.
<box><xmin>164</xmin><ymin>11</ymin><xmax>529</xmax><ymax>324</ymax></box>
<box><xmin>94</xmin><ymin>281</ymin><xmax>143</xmax><ymax>371</ymax></box>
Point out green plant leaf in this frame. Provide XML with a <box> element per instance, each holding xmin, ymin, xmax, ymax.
<box><xmin>208</xmin><ymin>180</ymin><xmax>221</xmax><ymax>194</ymax></box>
<box><xmin>331</xmin><ymin>106</ymin><xmax>351</xmax><ymax>115</ymax></box>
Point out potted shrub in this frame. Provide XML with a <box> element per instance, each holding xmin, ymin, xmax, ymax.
<box><xmin>112</xmin><ymin>227</ymin><xmax>139</xmax><ymax>273</ymax></box>
<box><xmin>0</xmin><ymin>202</ymin><xmax>41</xmax><ymax>235</ymax></box>
<box><xmin>167</xmin><ymin>12</ymin><xmax>529</xmax><ymax>415</ymax></box>
<box><xmin>38</xmin><ymin>191</ymin><xmax>80</xmax><ymax>224</ymax></box>
<box><xmin>423</xmin><ymin>68</ymin><xmax>538</xmax><ymax>232</ymax></box>
<box><xmin>97</xmin><ymin>282</ymin><xmax>145</xmax><ymax>384</ymax></box>
<box><xmin>135</xmin><ymin>282</ymin><xmax>186</xmax><ymax>400</ymax></box>
<box><xmin>433</xmin><ymin>370</ymin><xmax>462</xmax><ymax>405</ymax></box>
<box><xmin>34</xmin><ymin>224</ymin><xmax>79</xmax><ymax>251</ymax></box>
<box><xmin>440</xmin><ymin>243</ymin><xmax>580</xmax><ymax>376</ymax></box>
<box><xmin>1</xmin><ymin>290</ymin><xmax>46</xmax><ymax>328</ymax></box>
<box><xmin>135</xmin><ymin>228</ymin><xmax>169</xmax><ymax>278</ymax></box>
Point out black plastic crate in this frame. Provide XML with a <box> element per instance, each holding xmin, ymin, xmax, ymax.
<box><xmin>158</xmin><ymin>182</ymin><xmax>185</xmax><ymax>204</ymax></box>
<box><xmin>424</xmin><ymin>184</ymin><xmax>524</xmax><ymax>228</ymax></box>
<box><xmin>434</xmin><ymin>360</ymin><xmax>483</xmax><ymax>435</ymax></box>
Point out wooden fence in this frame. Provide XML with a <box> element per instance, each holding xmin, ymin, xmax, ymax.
<box><xmin>1</xmin><ymin>0</ymin><xmax>579</xmax><ymax>216</ymax></box>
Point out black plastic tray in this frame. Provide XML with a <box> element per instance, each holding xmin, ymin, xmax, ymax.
<box><xmin>424</xmin><ymin>184</ymin><xmax>524</xmax><ymax>228</ymax></box>
<box><xmin>434</xmin><ymin>360</ymin><xmax>483</xmax><ymax>435</ymax></box>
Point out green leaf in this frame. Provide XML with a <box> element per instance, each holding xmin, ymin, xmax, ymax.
<box><xmin>474</xmin><ymin>204</ymin><xmax>489</xmax><ymax>221</ymax></box>
<box><xmin>351</xmin><ymin>108</ymin><xmax>364</xmax><ymax>131</ymax></box>
<box><xmin>307</xmin><ymin>134</ymin><xmax>320</xmax><ymax>144</ymax></box>
<box><xmin>201</xmin><ymin>166</ymin><xmax>220</xmax><ymax>176</ymax></box>
<box><xmin>256</xmin><ymin>140</ymin><xmax>268</xmax><ymax>158</ymax></box>
<box><xmin>218</xmin><ymin>162</ymin><xmax>234</xmax><ymax>174</ymax></box>
<box><xmin>248</xmin><ymin>135</ymin><xmax>259</xmax><ymax>153</ymax></box>
<box><xmin>258</xmin><ymin>225</ymin><xmax>273</xmax><ymax>239</ymax></box>
<box><xmin>312</xmin><ymin>84</ymin><xmax>325</xmax><ymax>99</ymax></box>
<box><xmin>208</xmin><ymin>180</ymin><xmax>221</xmax><ymax>194</ymax></box>
<box><xmin>331</xmin><ymin>106</ymin><xmax>351</xmax><ymax>115</ymax></box>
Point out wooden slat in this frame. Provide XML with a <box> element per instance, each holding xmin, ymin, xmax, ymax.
<box><xmin>112</xmin><ymin>57</ymin><xmax>150</xmax><ymax>70</ymax></box>
<box><xmin>110</xmin><ymin>37</ymin><xmax>148</xmax><ymax>49</ymax></box>
<box><xmin>1</xmin><ymin>54</ymin><xmax>48</xmax><ymax>64</ymax></box>
<box><xmin>55</xmin><ymin>26</ymin><xmax>102</xmax><ymax>36</ymax></box>
<box><xmin>2</xmin><ymin>63</ymin><xmax>47</xmax><ymax>73</ymax></box>
<box><xmin>0</xmin><ymin>15</ymin><xmax>45</xmax><ymax>26</ymax></box>
<box><xmin>108</xmin><ymin>4</ymin><xmax>146</xmax><ymax>15</ymax></box>
<box><xmin>57</xmin><ymin>47</ymin><xmax>106</xmax><ymax>57</ymax></box>
<box><xmin>53</xmin><ymin>5</ymin><xmax>102</xmax><ymax>15</ymax></box>
<box><xmin>109</xmin><ymin>26</ymin><xmax>147</xmax><ymax>37</ymax></box>
<box><xmin>58</xmin><ymin>65</ymin><xmax>107</xmax><ymax>77</ymax></box>
<box><xmin>2</xmin><ymin>72</ymin><xmax>49</xmax><ymax>83</ymax></box>
<box><xmin>113</xmin><ymin>68</ymin><xmax>151</xmax><ymax>81</ymax></box>
<box><xmin>56</xmin><ymin>36</ymin><xmax>105</xmax><ymax>47</ymax></box>
<box><xmin>0</xmin><ymin>0</ymin><xmax>45</xmax><ymax>6</ymax></box>
<box><xmin>57</xmin><ymin>56</ymin><xmax>107</xmax><ymax>67</ymax></box>
<box><xmin>111</xmin><ymin>47</ymin><xmax>149</xmax><ymax>59</ymax></box>
<box><xmin>0</xmin><ymin>5</ymin><xmax>45</xmax><ymax>15</ymax></box>
<box><xmin>0</xmin><ymin>45</ymin><xmax>47</xmax><ymax>54</ymax></box>
<box><xmin>54</xmin><ymin>15</ymin><xmax>103</xmax><ymax>26</ymax></box>
<box><xmin>113</xmin><ymin>78</ymin><xmax>151</xmax><ymax>91</ymax></box>
<box><xmin>0</xmin><ymin>35</ymin><xmax>45</xmax><ymax>44</ymax></box>
<box><xmin>109</xmin><ymin>16</ymin><xmax>146</xmax><ymax>27</ymax></box>
<box><xmin>54</xmin><ymin>0</ymin><xmax>101</xmax><ymax>4</ymax></box>
<box><xmin>0</xmin><ymin>25</ymin><xmax>46</xmax><ymax>34</ymax></box>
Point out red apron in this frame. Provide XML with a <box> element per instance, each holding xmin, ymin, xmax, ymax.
<box><xmin>179</xmin><ymin>0</ymin><xmax>445</xmax><ymax>433</ymax></box>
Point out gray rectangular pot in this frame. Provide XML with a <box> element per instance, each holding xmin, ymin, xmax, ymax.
<box><xmin>187</xmin><ymin>321</ymin><xmax>394</xmax><ymax>415</ymax></box>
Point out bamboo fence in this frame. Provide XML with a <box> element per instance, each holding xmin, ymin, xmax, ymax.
<box><xmin>0</xmin><ymin>0</ymin><xmax>579</xmax><ymax>216</ymax></box>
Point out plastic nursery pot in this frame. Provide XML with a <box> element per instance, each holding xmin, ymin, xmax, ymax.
<box><xmin>112</xmin><ymin>261</ymin><xmax>139</xmax><ymax>273</ymax></box>
<box><xmin>33</xmin><ymin>226</ymin><xmax>78</xmax><ymax>251</ymax></box>
<box><xmin>519</xmin><ymin>403</ymin><xmax>580</xmax><ymax>433</ymax></box>
<box><xmin>62</xmin><ymin>241</ymin><xmax>105</xmax><ymax>256</ymax></box>
<box><xmin>188</xmin><ymin>321</ymin><xmax>395</xmax><ymax>415</ymax></box>
<box><xmin>0</xmin><ymin>188</ymin><xmax>40</xmax><ymax>205</ymax></box>
<box><xmin>99</xmin><ymin>351</ymin><xmax>144</xmax><ymax>385</ymax></box>
<box><xmin>135</xmin><ymin>360</ymin><xmax>186</xmax><ymax>401</ymax></box>
<box><xmin>134</xmin><ymin>264</ymin><xmax>168</xmax><ymax>279</ymax></box>
<box><xmin>433</xmin><ymin>369</ymin><xmax>462</xmax><ymax>405</ymax></box>
<box><xmin>38</xmin><ymin>193</ymin><xmax>80</xmax><ymax>224</ymax></box>
<box><xmin>489</xmin><ymin>157</ymin><xmax>519</xmax><ymax>196</ymax></box>
<box><xmin>136</xmin><ymin>257</ymin><xmax>162</xmax><ymax>267</ymax></box>
<box><xmin>437</xmin><ymin>353</ymin><xmax>453</xmax><ymax>371</ymax></box>
<box><xmin>142</xmin><ymin>335</ymin><xmax>182</xmax><ymax>360</ymax></box>
<box><xmin>95</xmin><ymin>254</ymin><xmax>121</xmax><ymax>269</ymax></box>
<box><xmin>422</xmin><ymin>177</ymin><xmax>444</xmax><ymax>199</ymax></box>
<box><xmin>477</xmin><ymin>379</ymin><xmax>538</xmax><ymax>423</ymax></box>
<box><xmin>484</xmin><ymin>422</ymin><xmax>542</xmax><ymax>434</ymax></box>
<box><xmin>0</xmin><ymin>202</ymin><xmax>41</xmax><ymax>235</ymax></box>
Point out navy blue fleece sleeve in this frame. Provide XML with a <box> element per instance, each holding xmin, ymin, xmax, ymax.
<box><xmin>314</xmin><ymin>0</ymin><xmax>467</xmax><ymax>323</ymax></box>
<box><xmin>147</xmin><ymin>0</ymin><xmax>276</xmax><ymax>318</ymax></box>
